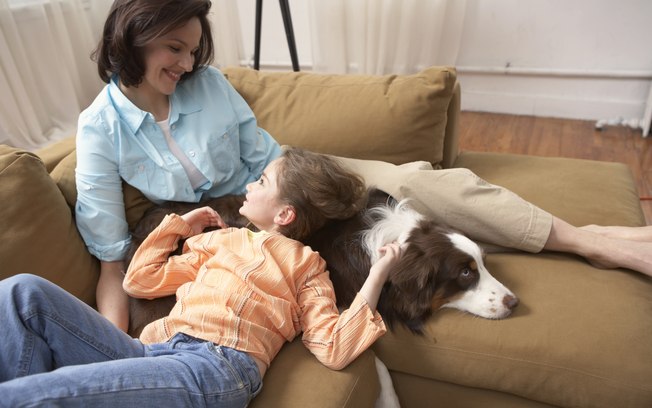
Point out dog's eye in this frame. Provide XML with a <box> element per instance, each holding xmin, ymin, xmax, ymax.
<box><xmin>456</xmin><ymin>267</ymin><xmax>477</xmax><ymax>288</ymax></box>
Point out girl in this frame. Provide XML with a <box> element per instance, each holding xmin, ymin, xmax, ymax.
<box><xmin>0</xmin><ymin>147</ymin><xmax>397</xmax><ymax>407</ymax></box>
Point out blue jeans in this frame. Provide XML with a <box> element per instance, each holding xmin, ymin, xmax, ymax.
<box><xmin>0</xmin><ymin>274</ymin><xmax>262</xmax><ymax>407</ymax></box>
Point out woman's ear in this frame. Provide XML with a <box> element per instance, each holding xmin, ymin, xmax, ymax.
<box><xmin>274</xmin><ymin>205</ymin><xmax>296</xmax><ymax>226</ymax></box>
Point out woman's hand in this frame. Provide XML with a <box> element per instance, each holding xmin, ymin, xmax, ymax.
<box><xmin>181</xmin><ymin>206</ymin><xmax>228</xmax><ymax>236</ymax></box>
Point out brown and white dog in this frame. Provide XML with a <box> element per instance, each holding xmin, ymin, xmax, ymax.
<box><xmin>305</xmin><ymin>188</ymin><xmax>518</xmax><ymax>334</ymax></box>
<box><xmin>126</xmin><ymin>188</ymin><xmax>518</xmax><ymax>337</ymax></box>
<box><xmin>304</xmin><ymin>188</ymin><xmax>518</xmax><ymax>408</ymax></box>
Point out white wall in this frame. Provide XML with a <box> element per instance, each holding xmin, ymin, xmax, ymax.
<box><xmin>234</xmin><ymin>0</ymin><xmax>652</xmax><ymax>124</ymax></box>
<box><xmin>236</xmin><ymin>0</ymin><xmax>313</xmax><ymax>70</ymax></box>
<box><xmin>456</xmin><ymin>0</ymin><xmax>652</xmax><ymax>123</ymax></box>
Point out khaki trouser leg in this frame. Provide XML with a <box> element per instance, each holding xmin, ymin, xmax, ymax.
<box><xmin>336</xmin><ymin>157</ymin><xmax>553</xmax><ymax>253</ymax></box>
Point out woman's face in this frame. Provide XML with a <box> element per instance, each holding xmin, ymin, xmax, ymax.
<box><xmin>139</xmin><ymin>17</ymin><xmax>202</xmax><ymax>98</ymax></box>
<box><xmin>239</xmin><ymin>158</ymin><xmax>289</xmax><ymax>232</ymax></box>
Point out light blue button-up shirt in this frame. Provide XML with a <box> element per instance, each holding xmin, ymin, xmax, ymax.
<box><xmin>75</xmin><ymin>66</ymin><xmax>281</xmax><ymax>261</ymax></box>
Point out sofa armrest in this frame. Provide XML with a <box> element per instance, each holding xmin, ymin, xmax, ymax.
<box><xmin>440</xmin><ymin>80</ymin><xmax>461</xmax><ymax>169</ymax></box>
<box><xmin>0</xmin><ymin>145</ymin><xmax>99</xmax><ymax>305</ymax></box>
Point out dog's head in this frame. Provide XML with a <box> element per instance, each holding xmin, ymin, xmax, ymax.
<box><xmin>380</xmin><ymin>220</ymin><xmax>518</xmax><ymax>334</ymax></box>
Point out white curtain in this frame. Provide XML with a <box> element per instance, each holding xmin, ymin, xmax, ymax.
<box><xmin>210</xmin><ymin>0</ymin><xmax>245</xmax><ymax>69</ymax></box>
<box><xmin>307</xmin><ymin>0</ymin><xmax>467</xmax><ymax>75</ymax></box>
<box><xmin>0</xmin><ymin>0</ymin><xmax>243</xmax><ymax>150</ymax></box>
<box><xmin>0</xmin><ymin>0</ymin><xmax>112</xmax><ymax>150</ymax></box>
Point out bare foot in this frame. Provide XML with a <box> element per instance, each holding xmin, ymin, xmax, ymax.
<box><xmin>583</xmin><ymin>236</ymin><xmax>652</xmax><ymax>277</ymax></box>
<box><xmin>546</xmin><ymin>218</ymin><xmax>652</xmax><ymax>277</ymax></box>
<box><xmin>580</xmin><ymin>225</ymin><xmax>652</xmax><ymax>242</ymax></box>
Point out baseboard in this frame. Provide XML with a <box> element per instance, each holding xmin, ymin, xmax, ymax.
<box><xmin>461</xmin><ymin>89</ymin><xmax>645</xmax><ymax>122</ymax></box>
<box><xmin>458</xmin><ymin>72</ymin><xmax>650</xmax><ymax>124</ymax></box>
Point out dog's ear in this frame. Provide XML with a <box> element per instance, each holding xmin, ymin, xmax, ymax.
<box><xmin>389</xmin><ymin>244</ymin><xmax>434</xmax><ymax>289</ymax></box>
<box><xmin>386</xmin><ymin>243</ymin><xmax>439</xmax><ymax>331</ymax></box>
<box><xmin>389</xmin><ymin>244</ymin><xmax>435</xmax><ymax>289</ymax></box>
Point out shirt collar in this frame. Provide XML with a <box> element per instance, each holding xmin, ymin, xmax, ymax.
<box><xmin>107</xmin><ymin>76</ymin><xmax>149</xmax><ymax>133</ymax></box>
<box><xmin>169</xmin><ymin>81</ymin><xmax>201</xmax><ymax>125</ymax></box>
<box><xmin>108</xmin><ymin>75</ymin><xmax>202</xmax><ymax>132</ymax></box>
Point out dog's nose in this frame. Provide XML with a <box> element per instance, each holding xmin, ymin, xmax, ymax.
<box><xmin>503</xmin><ymin>294</ymin><xmax>519</xmax><ymax>310</ymax></box>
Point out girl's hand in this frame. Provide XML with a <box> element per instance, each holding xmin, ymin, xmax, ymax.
<box><xmin>370</xmin><ymin>242</ymin><xmax>403</xmax><ymax>283</ymax></box>
<box><xmin>181</xmin><ymin>206</ymin><xmax>228</xmax><ymax>236</ymax></box>
<box><xmin>360</xmin><ymin>242</ymin><xmax>404</xmax><ymax>312</ymax></box>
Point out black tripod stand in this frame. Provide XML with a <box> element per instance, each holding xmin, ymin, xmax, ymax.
<box><xmin>253</xmin><ymin>0</ymin><xmax>300</xmax><ymax>71</ymax></box>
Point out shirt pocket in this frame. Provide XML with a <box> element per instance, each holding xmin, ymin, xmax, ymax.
<box><xmin>120</xmin><ymin>160</ymin><xmax>169</xmax><ymax>199</ymax></box>
<box><xmin>207</xmin><ymin>124</ymin><xmax>240</xmax><ymax>173</ymax></box>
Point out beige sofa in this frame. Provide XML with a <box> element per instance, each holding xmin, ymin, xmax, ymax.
<box><xmin>1</xmin><ymin>66</ymin><xmax>650</xmax><ymax>407</ymax></box>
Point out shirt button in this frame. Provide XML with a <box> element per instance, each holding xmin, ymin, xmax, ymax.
<box><xmin>171</xmin><ymin>124</ymin><xmax>176</xmax><ymax>130</ymax></box>
<box><xmin>138</xmin><ymin>165</ymin><xmax>145</xmax><ymax>172</ymax></box>
<box><xmin>189</xmin><ymin>150</ymin><xmax>196</xmax><ymax>157</ymax></box>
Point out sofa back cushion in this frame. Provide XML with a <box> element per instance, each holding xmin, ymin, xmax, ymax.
<box><xmin>223</xmin><ymin>66</ymin><xmax>457</xmax><ymax>167</ymax></box>
<box><xmin>0</xmin><ymin>145</ymin><xmax>99</xmax><ymax>305</ymax></box>
<box><xmin>25</xmin><ymin>66</ymin><xmax>458</xmax><ymax>303</ymax></box>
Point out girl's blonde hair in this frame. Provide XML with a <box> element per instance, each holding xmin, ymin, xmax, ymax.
<box><xmin>276</xmin><ymin>147</ymin><xmax>367</xmax><ymax>241</ymax></box>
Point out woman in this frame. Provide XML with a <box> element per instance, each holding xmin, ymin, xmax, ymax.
<box><xmin>76</xmin><ymin>0</ymin><xmax>281</xmax><ymax>331</ymax></box>
<box><xmin>76</xmin><ymin>0</ymin><xmax>651</xmax><ymax>331</ymax></box>
<box><xmin>0</xmin><ymin>147</ymin><xmax>397</xmax><ymax>407</ymax></box>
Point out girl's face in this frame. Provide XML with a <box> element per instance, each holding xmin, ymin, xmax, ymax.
<box><xmin>239</xmin><ymin>158</ymin><xmax>290</xmax><ymax>232</ymax></box>
<box><xmin>138</xmin><ymin>17</ymin><xmax>202</xmax><ymax>98</ymax></box>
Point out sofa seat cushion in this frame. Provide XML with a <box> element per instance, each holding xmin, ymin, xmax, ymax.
<box><xmin>250</xmin><ymin>338</ymin><xmax>379</xmax><ymax>408</ymax></box>
<box><xmin>0</xmin><ymin>145</ymin><xmax>99</xmax><ymax>305</ymax></box>
<box><xmin>374</xmin><ymin>254</ymin><xmax>652</xmax><ymax>408</ymax></box>
<box><xmin>389</xmin><ymin>371</ymin><xmax>558</xmax><ymax>408</ymax></box>
<box><xmin>223</xmin><ymin>66</ymin><xmax>457</xmax><ymax>167</ymax></box>
<box><xmin>371</xmin><ymin>151</ymin><xmax>651</xmax><ymax>407</ymax></box>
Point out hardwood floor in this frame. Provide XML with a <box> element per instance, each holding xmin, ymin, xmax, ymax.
<box><xmin>458</xmin><ymin>111</ymin><xmax>652</xmax><ymax>225</ymax></box>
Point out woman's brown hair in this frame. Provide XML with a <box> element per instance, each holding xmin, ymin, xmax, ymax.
<box><xmin>92</xmin><ymin>0</ymin><xmax>214</xmax><ymax>86</ymax></box>
<box><xmin>276</xmin><ymin>147</ymin><xmax>368</xmax><ymax>241</ymax></box>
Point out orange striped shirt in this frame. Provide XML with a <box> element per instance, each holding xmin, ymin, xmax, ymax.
<box><xmin>124</xmin><ymin>214</ymin><xmax>386</xmax><ymax>373</ymax></box>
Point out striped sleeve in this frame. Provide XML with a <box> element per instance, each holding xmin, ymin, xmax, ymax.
<box><xmin>298</xmin><ymin>263</ymin><xmax>386</xmax><ymax>370</ymax></box>
<box><xmin>123</xmin><ymin>214</ymin><xmax>205</xmax><ymax>298</ymax></box>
